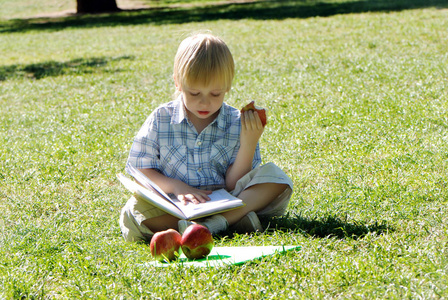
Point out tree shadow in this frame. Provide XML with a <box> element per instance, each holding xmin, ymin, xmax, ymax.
<box><xmin>0</xmin><ymin>55</ymin><xmax>134</xmax><ymax>81</ymax></box>
<box><xmin>1</xmin><ymin>0</ymin><xmax>447</xmax><ymax>33</ymax></box>
<box><xmin>259</xmin><ymin>213</ymin><xmax>393</xmax><ymax>239</ymax></box>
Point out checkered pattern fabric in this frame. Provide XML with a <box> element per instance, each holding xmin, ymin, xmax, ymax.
<box><xmin>127</xmin><ymin>97</ymin><xmax>261</xmax><ymax>189</ymax></box>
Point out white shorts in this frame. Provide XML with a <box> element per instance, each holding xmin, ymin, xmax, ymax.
<box><xmin>119</xmin><ymin>162</ymin><xmax>293</xmax><ymax>242</ymax></box>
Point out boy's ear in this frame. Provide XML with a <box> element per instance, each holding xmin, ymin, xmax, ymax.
<box><xmin>173</xmin><ymin>75</ymin><xmax>182</xmax><ymax>91</ymax></box>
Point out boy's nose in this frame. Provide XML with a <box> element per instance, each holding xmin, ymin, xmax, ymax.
<box><xmin>199</xmin><ymin>96</ymin><xmax>210</xmax><ymax>105</ymax></box>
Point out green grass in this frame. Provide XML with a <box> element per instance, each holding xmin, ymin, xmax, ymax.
<box><xmin>1</xmin><ymin>0</ymin><xmax>448</xmax><ymax>298</ymax></box>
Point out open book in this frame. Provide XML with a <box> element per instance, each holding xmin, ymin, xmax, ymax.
<box><xmin>117</xmin><ymin>165</ymin><xmax>245</xmax><ymax>220</ymax></box>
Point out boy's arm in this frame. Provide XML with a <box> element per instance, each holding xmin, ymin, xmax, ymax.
<box><xmin>138</xmin><ymin>168</ymin><xmax>212</xmax><ymax>205</ymax></box>
<box><xmin>225</xmin><ymin>110</ymin><xmax>264</xmax><ymax>191</ymax></box>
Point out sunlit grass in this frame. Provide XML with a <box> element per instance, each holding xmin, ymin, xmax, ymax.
<box><xmin>1</xmin><ymin>1</ymin><xmax>448</xmax><ymax>298</ymax></box>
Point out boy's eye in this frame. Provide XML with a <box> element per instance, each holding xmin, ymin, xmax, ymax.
<box><xmin>212</xmin><ymin>93</ymin><xmax>221</xmax><ymax>97</ymax></box>
<box><xmin>190</xmin><ymin>92</ymin><xmax>200</xmax><ymax>96</ymax></box>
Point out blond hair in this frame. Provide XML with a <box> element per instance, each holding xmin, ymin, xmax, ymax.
<box><xmin>174</xmin><ymin>33</ymin><xmax>235</xmax><ymax>93</ymax></box>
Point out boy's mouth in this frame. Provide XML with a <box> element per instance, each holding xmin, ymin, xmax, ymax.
<box><xmin>198</xmin><ymin>111</ymin><xmax>210</xmax><ymax>115</ymax></box>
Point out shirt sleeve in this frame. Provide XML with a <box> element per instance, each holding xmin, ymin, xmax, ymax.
<box><xmin>126</xmin><ymin>111</ymin><xmax>161</xmax><ymax>172</ymax></box>
<box><xmin>253</xmin><ymin>144</ymin><xmax>262</xmax><ymax>168</ymax></box>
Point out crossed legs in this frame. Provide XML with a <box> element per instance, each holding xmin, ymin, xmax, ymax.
<box><xmin>142</xmin><ymin>183</ymin><xmax>288</xmax><ymax>233</ymax></box>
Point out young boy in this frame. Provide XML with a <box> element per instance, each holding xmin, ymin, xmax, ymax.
<box><xmin>120</xmin><ymin>33</ymin><xmax>293</xmax><ymax>242</ymax></box>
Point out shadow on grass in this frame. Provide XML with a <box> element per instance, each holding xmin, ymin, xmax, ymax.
<box><xmin>1</xmin><ymin>0</ymin><xmax>447</xmax><ymax>33</ymax></box>
<box><xmin>0</xmin><ymin>55</ymin><xmax>134</xmax><ymax>81</ymax></box>
<box><xmin>261</xmin><ymin>213</ymin><xmax>392</xmax><ymax>239</ymax></box>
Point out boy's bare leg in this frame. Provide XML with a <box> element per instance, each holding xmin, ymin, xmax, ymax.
<box><xmin>221</xmin><ymin>183</ymin><xmax>288</xmax><ymax>226</ymax></box>
<box><xmin>142</xmin><ymin>214</ymin><xmax>180</xmax><ymax>233</ymax></box>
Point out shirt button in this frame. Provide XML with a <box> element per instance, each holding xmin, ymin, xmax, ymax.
<box><xmin>197</xmin><ymin>167</ymin><xmax>202</xmax><ymax>172</ymax></box>
<box><xmin>197</xmin><ymin>141</ymin><xmax>202</xmax><ymax>146</ymax></box>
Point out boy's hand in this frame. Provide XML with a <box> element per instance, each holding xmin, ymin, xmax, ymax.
<box><xmin>173</xmin><ymin>182</ymin><xmax>212</xmax><ymax>205</ymax></box>
<box><xmin>240</xmin><ymin>110</ymin><xmax>265</xmax><ymax>148</ymax></box>
<box><xmin>138</xmin><ymin>168</ymin><xmax>212</xmax><ymax>205</ymax></box>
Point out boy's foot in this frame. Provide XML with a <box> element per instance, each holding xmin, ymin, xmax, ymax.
<box><xmin>179</xmin><ymin>214</ymin><xmax>229</xmax><ymax>235</ymax></box>
<box><xmin>231</xmin><ymin>211</ymin><xmax>263</xmax><ymax>234</ymax></box>
<box><xmin>178</xmin><ymin>220</ymin><xmax>194</xmax><ymax>234</ymax></box>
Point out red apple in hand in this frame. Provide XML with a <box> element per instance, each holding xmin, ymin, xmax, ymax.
<box><xmin>241</xmin><ymin>101</ymin><xmax>267</xmax><ymax>127</ymax></box>
<box><xmin>150</xmin><ymin>229</ymin><xmax>182</xmax><ymax>262</ymax></box>
<box><xmin>181</xmin><ymin>224</ymin><xmax>214</xmax><ymax>260</ymax></box>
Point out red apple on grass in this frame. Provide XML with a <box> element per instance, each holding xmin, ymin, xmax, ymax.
<box><xmin>181</xmin><ymin>224</ymin><xmax>214</xmax><ymax>260</ymax></box>
<box><xmin>150</xmin><ymin>229</ymin><xmax>182</xmax><ymax>262</ymax></box>
<box><xmin>241</xmin><ymin>101</ymin><xmax>267</xmax><ymax>127</ymax></box>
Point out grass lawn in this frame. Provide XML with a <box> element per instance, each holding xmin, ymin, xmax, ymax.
<box><xmin>1</xmin><ymin>0</ymin><xmax>448</xmax><ymax>298</ymax></box>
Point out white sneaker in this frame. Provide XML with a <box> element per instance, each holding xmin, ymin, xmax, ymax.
<box><xmin>231</xmin><ymin>211</ymin><xmax>263</xmax><ymax>234</ymax></box>
<box><xmin>178</xmin><ymin>220</ymin><xmax>194</xmax><ymax>234</ymax></box>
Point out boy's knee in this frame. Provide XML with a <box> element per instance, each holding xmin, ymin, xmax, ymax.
<box><xmin>258</xmin><ymin>185</ymin><xmax>293</xmax><ymax>217</ymax></box>
<box><xmin>119</xmin><ymin>197</ymin><xmax>153</xmax><ymax>243</ymax></box>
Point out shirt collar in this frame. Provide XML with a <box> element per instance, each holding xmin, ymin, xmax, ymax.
<box><xmin>215</xmin><ymin>102</ymin><xmax>231</xmax><ymax>131</ymax></box>
<box><xmin>172</xmin><ymin>96</ymin><xmax>188</xmax><ymax>125</ymax></box>
<box><xmin>172</xmin><ymin>95</ymin><xmax>231</xmax><ymax>131</ymax></box>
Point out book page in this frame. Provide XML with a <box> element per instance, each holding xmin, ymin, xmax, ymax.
<box><xmin>117</xmin><ymin>173</ymin><xmax>186</xmax><ymax>219</ymax></box>
<box><xmin>126</xmin><ymin>164</ymin><xmax>172</xmax><ymax>201</ymax></box>
<box><xmin>170</xmin><ymin>189</ymin><xmax>244</xmax><ymax>220</ymax></box>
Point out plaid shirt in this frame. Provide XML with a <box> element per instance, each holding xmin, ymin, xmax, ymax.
<box><xmin>127</xmin><ymin>97</ymin><xmax>261</xmax><ymax>190</ymax></box>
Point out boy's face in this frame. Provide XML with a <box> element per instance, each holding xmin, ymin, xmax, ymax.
<box><xmin>179</xmin><ymin>81</ymin><xmax>227</xmax><ymax>125</ymax></box>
